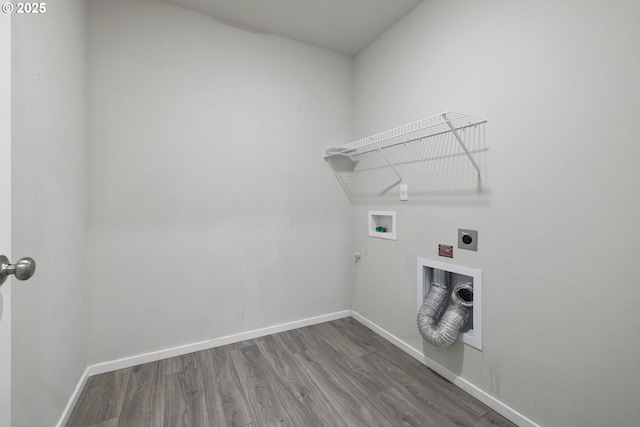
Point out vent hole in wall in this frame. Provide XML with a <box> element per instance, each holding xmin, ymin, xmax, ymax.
<box><xmin>417</xmin><ymin>260</ymin><xmax>483</xmax><ymax>350</ymax></box>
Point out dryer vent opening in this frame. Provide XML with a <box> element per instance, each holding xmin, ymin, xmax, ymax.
<box><xmin>453</xmin><ymin>282</ymin><xmax>473</xmax><ymax>307</ymax></box>
<box><xmin>417</xmin><ymin>270</ymin><xmax>474</xmax><ymax>348</ymax></box>
<box><xmin>416</xmin><ymin>259</ymin><xmax>483</xmax><ymax>350</ymax></box>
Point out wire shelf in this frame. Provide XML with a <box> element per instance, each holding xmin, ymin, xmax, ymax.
<box><xmin>323</xmin><ymin>112</ymin><xmax>486</xmax><ymax>159</ymax></box>
<box><xmin>323</xmin><ymin>111</ymin><xmax>487</xmax><ymax>201</ymax></box>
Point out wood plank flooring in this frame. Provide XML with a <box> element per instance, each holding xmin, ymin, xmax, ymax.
<box><xmin>67</xmin><ymin>318</ymin><xmax>517</xmax><ymax>427</ymax></box>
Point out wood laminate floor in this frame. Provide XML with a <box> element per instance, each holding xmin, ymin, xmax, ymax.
<box><xmin>67</xmin><ymin>318</ymin><xmax>517</xmax><ymax>427</ymax></box>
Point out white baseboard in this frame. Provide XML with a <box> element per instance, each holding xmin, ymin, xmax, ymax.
<box><xmin>56</xmin><ymin>366</ymin><xmax>91</xmax><ymax>427</ymax></box>
<box><xmin>57</xmin><ymin>309</ymin><xmax>350</xmax><ymax>426</ymax></box>
<box><xmin>87</xmin><ymin>310</ymin><xmax>351</xmax><ymax>376</ymax></box>
<box><xmin>350</xmin><ymin>310</ymin><xmax>541</xmax><ymax>427</ymax></box>
<box><xmin>59</xmin><ymin>309</ymin><xmax>538</xmax><ymax>427</ymax></box>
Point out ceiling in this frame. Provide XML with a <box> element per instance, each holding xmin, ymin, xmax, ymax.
<box><xmin>160</xmin><ymin>0</ymin><xmax>424</xmax><ymax>56</ymax></box>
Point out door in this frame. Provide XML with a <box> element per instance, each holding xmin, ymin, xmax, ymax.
<box><xmin>0</xmin><ymin>11</ymin><xmax>11</xmax><ymax>427</ymax></box>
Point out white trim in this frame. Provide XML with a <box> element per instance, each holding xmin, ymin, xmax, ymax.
<box><xmin>56</xmin><ymin>367</ymin><xmax>90</xmax><ymax>427</ymax></box>
<box><xmin>57</xmin><ymin>309</ymin><xmax>350</xmax><ymax>425</ymax></box>
<box><xmin>88</xmin><ymin>310</ymin><xmax>350</xmax><ymax>376</ymax></box>
<box><xmin>350</xmin><ymin>310</ymin><xmax>541</xmax><ymax>427</ymax></box>
<box><xmin>0</xmin><ymin>12</ymin><xmax>11</xmax><ymax>427</ymax></box>
<box><xmin>59</xmin><ymin>309</ymin><xmax>539</xmax><ymax>427</ymax></box>
<box><xmin>417</xmin><ymin>257</ymin><xmax>483</xmax><ymax>350</ymax></box>
<box><xmin>57</xmin><ymin>310</ymin><xmax>351</xmax><ymax>427</ymax></box>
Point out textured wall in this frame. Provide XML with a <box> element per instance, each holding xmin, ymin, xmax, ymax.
<box><xmin>11</xmin><ymin>0</ymin><xmax>89</xmax><ymax>425</ymax></box>
<box><xmin>352</xmin><ymin>1</ymin><xmax>640</xmax><ymax>426</ymax></box>
<box><xmin>86</xmin><ymin>0</ymin><xmax>354</xmax><ymax>364</ymax></box>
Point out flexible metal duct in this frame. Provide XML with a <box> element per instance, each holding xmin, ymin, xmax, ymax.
<box><xmin>417</xmin><ymin>269</ymin><xmax>474</xmax><ymax>348</ymax></box>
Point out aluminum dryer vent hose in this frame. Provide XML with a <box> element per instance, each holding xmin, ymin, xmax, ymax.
<box><xmin>417</xmin><ymin>269</ymin><xmax>473</xmax><ymax>348</ymax></box>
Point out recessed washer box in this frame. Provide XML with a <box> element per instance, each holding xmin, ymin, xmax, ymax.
<box><xmin>417</xmin><ymin>257</ymin><xmax>482</xmax><ymax>350</ymax></box>
<box><xmin>368</xmin><ymin>211</ymin><xmax>396</xmax><ymax>240</ymax></box>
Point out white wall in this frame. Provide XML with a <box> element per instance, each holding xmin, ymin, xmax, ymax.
<box><xmin>86</xmin><ymin>0</ymin><xmax>354</xmax><ymax>363</ymax></box>
<box><xmin>11</xmin><ymin>0</ymin><xmax>89</xmax><ymax>425</ymax></box>
<box><xmin>0</xmin><ymin>12</ymin><xmax>12</xmax><ymax>427</ymax></box>
<box><xmin>352</xmin><ymin>1</ymin><xmax>640</xmax><ymax>426</ymax></box>
<box><xmin>13</xmin><ymin>1</ymin><xmax>639</xmax><ymax>425</ymax></box>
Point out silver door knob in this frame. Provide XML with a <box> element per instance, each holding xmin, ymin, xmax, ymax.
<box><xmin>0</xmin><ymin>255</ymin><xmax>36</xmax><ymax>285</ymax></box>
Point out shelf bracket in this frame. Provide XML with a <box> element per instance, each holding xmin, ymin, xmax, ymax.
<box><xmin>372</xmin><ymin>139</ymin><xmax>404</xmax><ymax>184</ymax></box>
<box><xmin>443</xmin><ymin>114</ymin><xmax>481</xmax><ymax>178</ymax></box>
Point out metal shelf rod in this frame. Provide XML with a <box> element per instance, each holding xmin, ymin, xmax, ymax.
<box><xmin>373</xmin><ymin>140</ymin><xmax>404</xmax><ymax>183</ymax></box>
<box><xmin>444</xmin><ymin>115</ymin><xmax>481</xmax><ymax>178</ymax></box>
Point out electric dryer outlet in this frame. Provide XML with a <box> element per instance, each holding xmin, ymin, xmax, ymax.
<box><xmin>458</xmin><ymin>229</ymin><xmax>478</xmax><ymax>251</ymax></box>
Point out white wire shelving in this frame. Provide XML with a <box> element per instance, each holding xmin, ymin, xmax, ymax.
<box><xmin>323</xmin><ymin>111</ymin><xmax>487</xmax><ymax>181</ymax></box>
